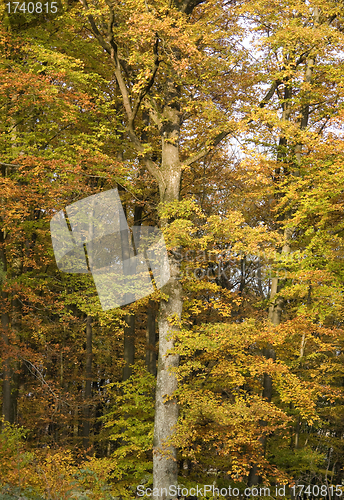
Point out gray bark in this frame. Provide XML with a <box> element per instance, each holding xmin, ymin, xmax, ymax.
<box><xmin>153</xmin><ymin>78</ymin><xmax>182</xmax><ymax>500</ymax></box>
<box><xmin>153</xmin><ymin>256</ymin><xmax>182</xmax><ymax>499</ymax></box>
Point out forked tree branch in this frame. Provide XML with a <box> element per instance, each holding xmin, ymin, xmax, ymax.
<box><xmin>80</xmin><ymin>0</ymin><xmax>163</xmax><ymax>169</ymax></box>
<box><xmin>79</xmin><ymin>0</ymin><xmax>134</xmax><ymax>123</ymax></box>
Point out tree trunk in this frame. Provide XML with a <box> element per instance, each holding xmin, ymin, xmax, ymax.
<box><xmin>249</xmin><ymin>73</ymin><xmax>294</xmax><ymax>488</ymax></box>
<box><xmin>250</xmin><ymin>48</ymin><xmax>316</xmax><ymax>485</ymax></box>
<box><xmin>82</xmin><ymin>315</ymin><xmax>93</xmax><ymax>451</ymax></box>
<box><xmin>123</xmin><ymin>314</ymin><xmax>135</xmax><ymax>381</ymax></box>
<box><xmin>1</xmin><ymin>306</ymin><xmax>12</xmax><ymax>423</ymax></box>
<box><xmin>146</xmin><ymin>301</ymin><xmax>157</xmax><ymax>376</ymax></box>
<box><xmin>268</xmin><ymin>227</ymin><xmax>292</xmax><ymax>325</ymax></box>
<box><xmin>120</xmin><ymin>195</ymin><xmax>143</xmax><ymax>381</ymax></box>
<box><xmin>153</xmin><ymin>257</ymin><xmax>182</xmax><ymax>498</ymax></box>
<box><xmin>0</xmin><ymin>226</ymin><xmax>13</xmax><ymax>424</ymax></box>
<box><xmin>153</xmin><ymin>79</ymin><xmax>182</xmax><ymax>500</ymax></box>
<box><xmin>10</xmin><ymin>297</ymin><xmax>21</xmax><ymax>425</ymax></box>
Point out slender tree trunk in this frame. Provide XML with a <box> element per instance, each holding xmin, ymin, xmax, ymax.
<box><xmin>239</xmin><ymin>255</ymin><xmax>246</xmax><ymax>294</ymax></box>
<box><xmin>248</xmin><ymin>345</ymin><xmax>276</xmax><ymax>484</ymax></box>
<box><xmin>81</xmin><ymin>195</ymin><xmax>96</xmax><ymax>451</ymax></box>
<box><xmin>73</xmin><ymin>405</ymin><xmax>79</xmax><ymax>444</ymax></box>
<box><xmin>0</xmin><ymin>226</ymin><xmax>13</xmax><ymax>424</ymax></box>
<box><xmin>10</xmin><ymin>297</ymin><xmax>21</xmax><ymax>424</ymax></box>
<box><xmin>268</xmin><ymin>227</ymin><xmax>292</xmax><ymax>325</ymax></box>
<box><xmin>1</xmin><ymin>107</ymin><xmax>23</xmax><ymax>424</ymax></box>
<box><xmin>121</xmin><ymin>213</ymin><xmax>135</xmax><ymax>380</ymax></box>
<box><xmin>82</xmin><ymin>315</ymin><xmax>93</xmax><ymax>451</ymax></box>
<box><xmin>1</xmin><ymin>159</ymin><xmax>14</xmax><ymax>424</ymax></box>
<box><xmin>146</xmin><ymin>301</ymin><xmax>157</xmax><ymax>376</ymax></box>
<box><xmin>1</xmin><ymin>305</ymin><xmax>12</xmax><ymax>423</ymax></box>
<box><xmin>249</xmin><ymin>79</ymin><xmax>294</xmax><ymax>487</ymax></box>
<box><xmin>250</xmin><ymin>50</ymin><xmax>316</xmax><ymax>486</ymax></box>
<box><xmin>257</xmin><ymin>258</ymin><xmax>264</xmax><ymax>298</ymax></box>
<box><xmin>120</xmin><ymin>195</ymin><xmax>143</xmax><ymax>381</ymax></box>
<box><xmin>78</xmin><ymin>4</ymin><xmax>201</xmax><ymax>492</ymax></box>
<box><xmin>123</xmin><ymin>314</ymin><xmax>135</xmax><ymax>381</ymax></box>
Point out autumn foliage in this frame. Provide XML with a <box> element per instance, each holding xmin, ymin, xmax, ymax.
<box><xmin>1</xmin><ymin>0</ymin><xmax>344</xmax><ymax>498</ymax></box>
